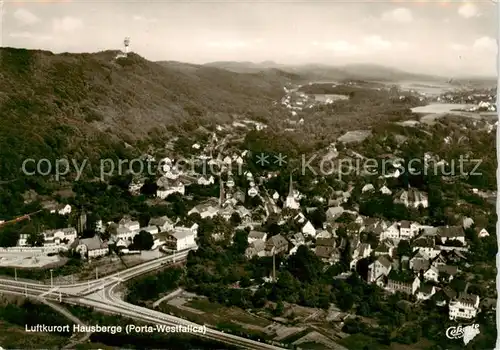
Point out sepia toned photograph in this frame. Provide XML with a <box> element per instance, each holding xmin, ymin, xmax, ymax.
<box><xmin>0</xmin><ymin>0</ymin><xmax>497</xmax><ymax>349</ymax></box>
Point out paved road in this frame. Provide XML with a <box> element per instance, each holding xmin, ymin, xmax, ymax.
<box><xmin>0</xmin><ymin>248</ymin><xmax>287</xmax><ymax>350</ymax></box>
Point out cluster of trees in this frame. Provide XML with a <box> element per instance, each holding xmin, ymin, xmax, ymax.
<box><xmin>126</xmin><ymin>267</ymin><xmax>183</xmax><ymax>305</ymax></box>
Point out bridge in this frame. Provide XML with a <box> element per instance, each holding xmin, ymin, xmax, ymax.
<box><xmin>0</xmin><ymin>248</ymin><xmax>286</xmax><ymax>350</ymax></box>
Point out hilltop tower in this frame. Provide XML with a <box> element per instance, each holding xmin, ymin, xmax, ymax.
<box><xmin>284</xmin><ymin>173</ymin><xmax>299</xmax><ymax>210</ymax></box>
<box><xmin>124</xmin><ymin>37</ymin><xmax>130</xmax><ymax>56</ymax></box>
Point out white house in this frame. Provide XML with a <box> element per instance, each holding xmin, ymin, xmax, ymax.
<box><xmin>140</xmin><ymin>226</ymin><xmax>159</xmax><ymax>235</ymax></box>
<box><xmin>387</xmin><ymin>275</ymin><xmax>421</xmax><ymax>295</ymax></box>
<box><xmin>119</xmin><ymin>219</ymin><xmax>140</xmax><ymax>232</ymax></box>
<box><xmin>399</xmin><ymin>221</ymin><xmax>421</xmax><ymax>240</ymax></box>
<box><xmin>301</xmin><ymin>221</ymin><xmax>316</xmax><ymax>237</ymax></box>
<box><xmin>115</xmin><ymin>226</ymin><xmax>135</xmax><ymax>241</ymax></box>
<box><xmin>326</xmin><ymin>206</ymin><xmax>344</xmax><ymax>221</ymax></box>
<box><xmin>294</xmin><ymin>212</ymin><xmax>306</xmax><ymax>224</ymax></box>
<box><xmin>164</xmin><ymin>229</ymin><xmax>197</xmax><ymax>251</ymax></box>
<box><xmin>156</xmin><ymin>180</ymin><xmax>185</xmax><ymax>199</ymax></box>
<box><xmin>56</xmin><ymin>204</ymin><xmax>72</xmax><ymax>216</ymax></box>
<box><xmin>362</xmin><ymin>184</ymin><xmax>375</xmax><ymax>193</ymax></box>
<box><xmin>247</xmin><ymin>187</ymin><xmax>258</xmax><ymax>197</ymax></box>
<box><xmin>40</xmin><ymin>228</ymin><xmax>78</xmax><ymax>247</ymax></box>
<box><xmin>43</xmin><ymin>202</ymin><xmax>72</xmax><ymax>216</ymax></box>
<box><xmin>437</xmin><ymin>226</ymin><xmax>466</xmax><ymax>245</ymax></box>
<box><xmin>247</xmin><ymin>231</ymin><xmax>267</xmax><ymax>244</ymax></box>
<box><xmin>380</xmin><ymin>186</ymin><xmax>392</xmax><ymax>195</ymax></box>
<box><xmin>197</xmin><ymin>176</ymin><xmax>215</xmax><ymax>186</ymax></box>
<box><xmin>417</xmin><ymin>285</ymin><xmax>436</xmax><ymax>301</ymax></box>
<box><xmin>381</xmin><ymin>223</ymin><xmax>400</xmax><ymax>241</ymax></box>
<box><xmin>159</xmin><ymin>157</ymin><xmax>173</xmax><ymax>173</ymax></box>
<box><xmin>394</xmin><ymin>188</ymin><xmax>428</xmax><ymax>208</ymax></box>
<box><xmin>149</xmin><ymin>216</ymin><xmax>175</xmax><ymax>232</ymax></box>
<box><xmin>188</xmin><ymin>204</ymin><xmax>219</xmax><ymax>219</ymax></box>
<box><xmin>95</xmin><ymin>220</ymin><xmax>104</xmax><ymax>233</ymax></box>
<box><xmin>75</xmin><ymin>236</ymin><xmax>108</xmax><ymax>259</ymax></box>
<box><xmin>245</xmin><ymin>239</ymin><xmax>266</xmax><ymax>258</ymax></box>
<box><xmin>423</xmin><ymin>266</ymin><xmax>440</xmax><ymax>282</ymax></box>
<box><xmin>449</xmin><ymin>293</ymin><xmax>480</xmax><ymax>320</ymax></box>
<box><xmin>367</xmin><ymin>256</ymin><xmax>392</xmax><ymax>283</ymax></box>
<box><xmin>476</xmin><ymin>228</ymin><xmax>489</xmax><ymax>238</ymax></box>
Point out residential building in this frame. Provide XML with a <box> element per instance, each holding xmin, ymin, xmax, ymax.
<box><xmin>434</xmin><ymin>286</ymin><xmax>457</xmax><ymax>307</ymax></box>
<box><xmin>374</xmin><ymin>242</ymin><xmax>394</xmax><ymax>257</ymax></box>
<box><xmin>164</xmin><ymin>229</ymin><xmax>197</xmax><ymax>251</ymax></box>
<box><xmin>56</xmin><ymin>204</ymin><xmax>72</xmax><ymax>216</ymax></box>
<box><xmin>326</xmin><ymin>206</ymin><xmax>344</xmax><ymax>221</ymax></box>
<box><xmin>417</xmin><ymin>284</ymin><xmax>436</xmax><ymax>301</ymax></box>
<box><xmin>149</xmin><ymin>216</ymin><xmax>175</xmax><ymax>232</ymax></box>
<box><xmin>386</xmin><ymin>272</ymin><xmax>420</xmax><ymax>295</ymax></box>
<box><xmin>476</xmin><ymin>228</ymin><xmax>489</xmax><ymax>238</ymax></box>
<box><xmin>75</xmin><ymin>236</ymin><xmax>108</xmax><ymax>258</ymax></box>
<box><xmin>265</xmin><ymin>234</ymin><xmax>289</xmax><ymax>255</ymax></box>
<box><xmin>410</xmin><ymin>258</ymin><xmax>430</xmax><ymax>273</ymax></box>
<box><xmin>40</xmin><ymin>228</ymin><xmax>78</xmax><ymax>247</ymax></box>
<box><xmin>140</xmin><ymin>226</ymin><xmax>159</xmax><ymax>235</ymax></box>
<box><xmin>119</xmin><ymin>218</ymin><xmax>140</xmax><ymax>232</ymax></box>
<box><xmin>156</xmin><ymin>178</ymin><xmax>185</xmax><ymax>199</ymax></box>
<box><xmin>413</xmin><ymin>238</ymin><xmax>441</xmax><ymax>258</ymax></box>
<box><xmin>437</xmin><ymin>226</ymin><xmax>466</xmax><ymax>245</ymax></box>
<box><xmin>380</xmin><ymin>185</ymin><xmax>392</xmax><ymax>195</ymax></box>
<box><xmin>188</xmin><ymin>203</ymin><xmax>219</xmax><ymax>219</ymax></box>
<box><xmin>437</xmin><ymin>265</ymin><xmax>459</xmax><ymax>282</ymax></box>
<box><xmin>301</xmin><ymin>221</ymin><xmax>316</xmax><ymax>237</ymax></box>
<box><xmin>245</xmin><ymin>239</ymin><xmax>266</xmax><ymax>258</ymax></box>
<box><xmin>351</xmin><ymin>243</ymin><xmax>371</xmax><ymax>267</ymax></box>
<box><xmin>449</xmin><ymin>293</ymin><xmax>480</xmax><ymax>320</ymax></box>
<box><xmin>423</xmin><ymin>266</ymin><xmax>439</xmax><ymax>282</ymax></box>
<box><xmin>399</xmin><ymin>221</ymin><xmax>420</xmax><ymax>239</ymax></box>
<box><xmin>247</xmin><ymin>231</ymin><xmax>267</xmax><ymax>244</ymax></box>
<box><xmin>367</xmin><ymin>256</ymin><xmax>392</xmax><ymax>283</ymax></box>
<box><xmin>381</xmin><ymin>223</ymin><xmax>399</xmax><ymax>241</ymax></box>
<box><xmin>394</xmin><ymin>188</ymin><xmax>428</xmax><ymax>208</ymax></box>
<box><xmin>315</xmin><ymin>246</ymin><xmax>340</xmax><ymax>264</ymax></box>
<box><xmin>290</xmin><ymin>232</ymin><xmax>305</xmax><ymax>246</ymax></box>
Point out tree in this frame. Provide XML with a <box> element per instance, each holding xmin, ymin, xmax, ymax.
<box><xmin>274</xmin><ymin>300</ymin><xmax>285</xmax><ymax>316</ymax></box>
<box><xmin>397</xmin><ymin>240</ymin><xmax>412</xmax><ymax>257</ymax></box>
<box><xmin>140</xmin><ymin>179</ymin><xmax>158</xmax><ymax>197</ymax></box>
<box><xmin>132</xmin><ymin>230</ymin><xmax>154</xmax><ymax>250</ymax></box>
<box><xmin>286</xmin><ymin>246</ymin><xmax>324</xmax><ymax>283</ymax></box>
<box><xmin>240</xmin><ymin>275</ymin><xmax>252</xmax><ymax>288</ymax></box>
<box><xmin>232</xmin><ymin>230</ymin><xmax>248</xmax><ymax>255</ymax></box>
<box><xmin>229</xmin><ymin>212</ymin><xmax>242</xmax><ymax>226</ymax></box>
<box><xmin>26</xmin><ymin>231</ymin><xmax>44</xmax><ymax>247</ymax></box>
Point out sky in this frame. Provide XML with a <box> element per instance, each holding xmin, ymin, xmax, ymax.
<box><xmin>2</xmin><ymin>0</ymin><xmax>498</xmax><ymax>77</ymax></box>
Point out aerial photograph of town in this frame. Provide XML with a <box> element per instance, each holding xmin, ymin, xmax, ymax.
<box><xmin>0</xmin><ymin>0</ymin><xmax>497</xmax><ymax>349</ymax></box>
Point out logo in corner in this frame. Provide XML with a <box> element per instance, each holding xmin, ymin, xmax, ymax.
<box><xmin>446</xmin><ymin>324</ymin><xmax>480</xmax><ymax>345</ymax></box>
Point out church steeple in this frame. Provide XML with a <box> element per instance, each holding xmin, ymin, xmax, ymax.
<box><xmin>288</xmin><ymin>173</ymin><xmax>294</xmax><ymax>197</ymax></box>
<box><xmin>284</xmin><ymin>173</ymin><xmax>299</xmax><ymax>210</ymax></box>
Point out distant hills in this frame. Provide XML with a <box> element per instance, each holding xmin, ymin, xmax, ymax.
<box><xmin>0</xmin><ymin>48</ymin><xmax>295</xmax><ymax>180</ymax></box>
<box><xmin>204</xmin><ymin>61</ymin><xmax>496</xmax><ymax>86</ymax></box>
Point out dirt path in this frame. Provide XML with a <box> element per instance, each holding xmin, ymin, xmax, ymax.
<box><xmin>36</xmin><ymin>297</ymin><xmax>92</xmax><ymax>349</ymax></box>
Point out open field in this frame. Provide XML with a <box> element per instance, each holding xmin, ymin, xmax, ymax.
<box><xmin>0</xmin><ymin>252</ymin><xmax>63</xmax><ymax>268</ymax></box>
